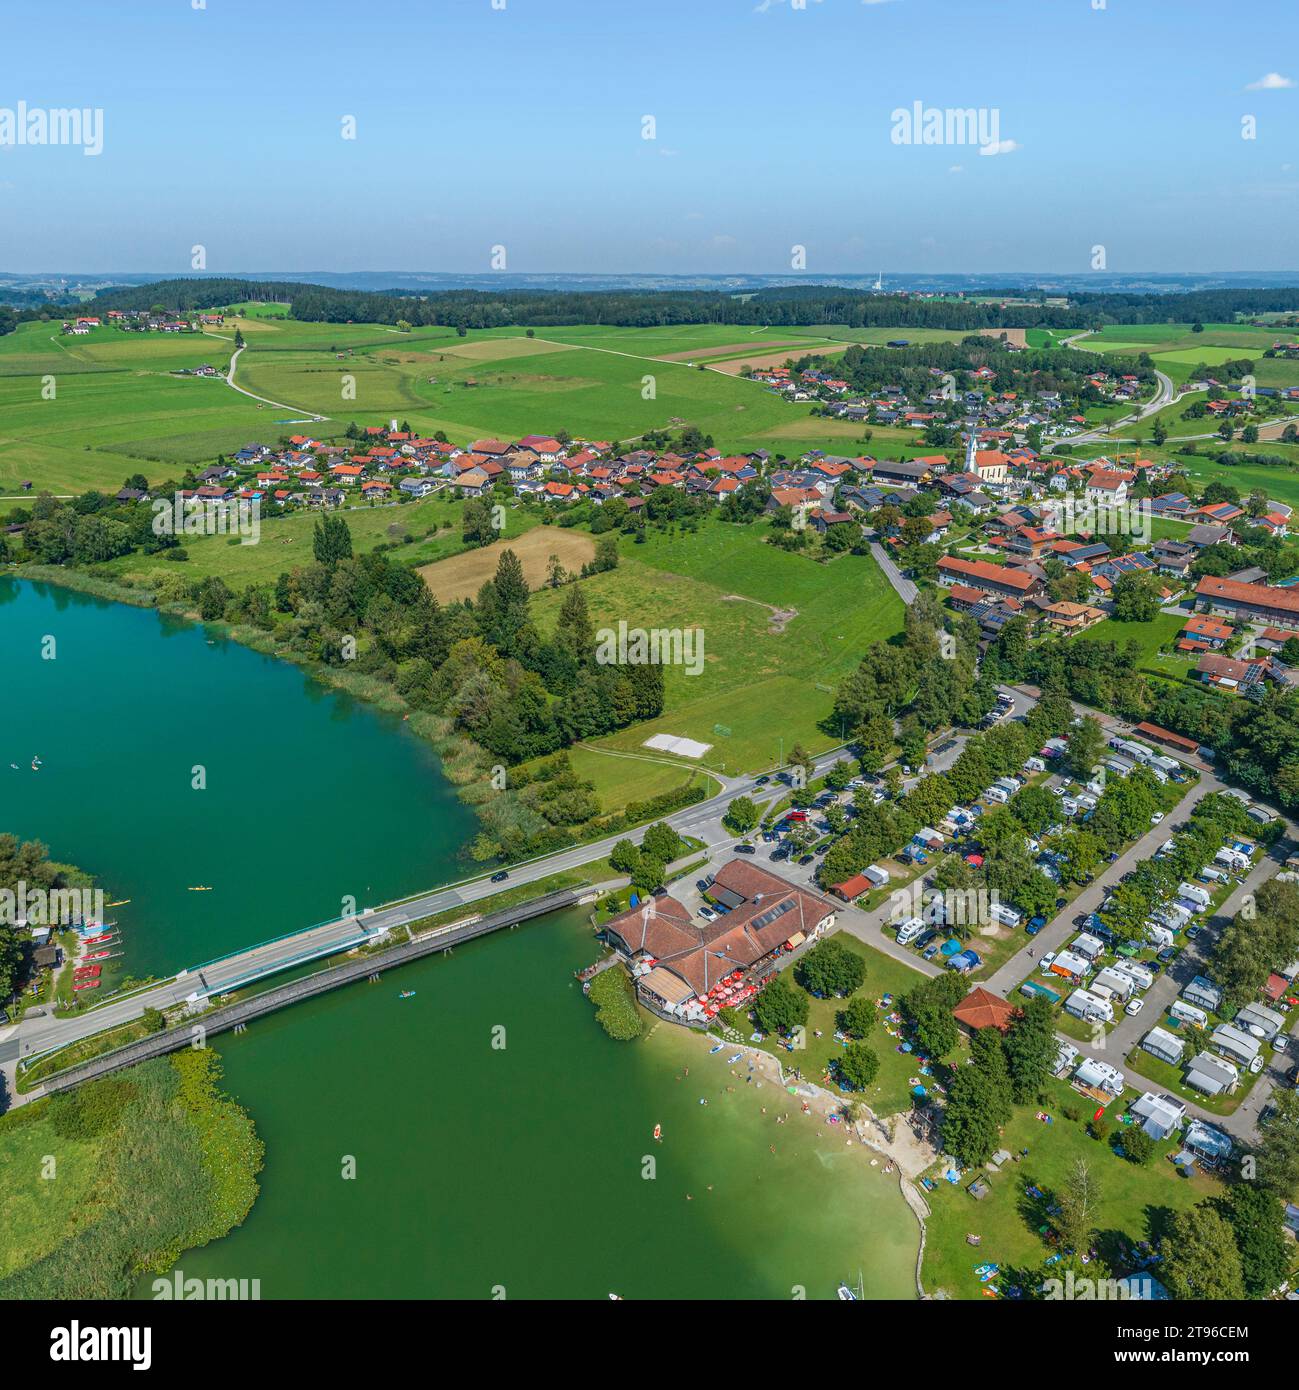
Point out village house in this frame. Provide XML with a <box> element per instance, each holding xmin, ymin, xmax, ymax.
<box><xmin>1194</xmin><ymin>652</ymin><xmax>1266</xmax><ymax>693</ymax></box>
<box><xmin>937</xmin><ymin>555</ymin><xmax>1043</xmax><ymax>600</ymax></box>
<box><xmin>1196</xmin><ymin>574</ymin><xmax>1299</xmax><ymax>631</ymax></box>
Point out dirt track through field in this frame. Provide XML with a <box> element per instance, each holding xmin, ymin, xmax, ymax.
<box><xmin>656</xmin><ymin>339</ymin><xmax>813</xmax><ymax>363</ymax></box>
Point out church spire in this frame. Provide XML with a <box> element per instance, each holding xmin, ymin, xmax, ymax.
<box><xmin>965</xmin><ymin>422</ymin><xmax>979</xmax><ymax>474</ymax></box>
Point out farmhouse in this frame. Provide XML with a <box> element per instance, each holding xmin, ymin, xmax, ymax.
<box><xmin>1195</xmin><ymin>575</ymin><xmax>1299</xmax><ymax>631</ymax></box>
<box><xmin>937</xmin><ymin>555</ymin><xmax>1041</xmax><ymax>600</ymax></box>
<box><xmin>871</xmin><ymin>459</ymin><xmax>934</xmax><ymax>487</ymax></box>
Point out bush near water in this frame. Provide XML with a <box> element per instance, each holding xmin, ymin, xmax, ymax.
<box><xmin>588</xmin><ymin>966</ymin><xmax>643</xmax><ymax>1041</ymax></box>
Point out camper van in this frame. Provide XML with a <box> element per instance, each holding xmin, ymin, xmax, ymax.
<box><xmin>896</xmin><ymin>917</ymin><xmax>925</xmax><ymax>947</ymax></box>
<box><xmin>1066</xmin><ymin>988</ymin><xmax>1114</xmax><ymax>1024</ymax></box>
<box><xmin>1170</xmin><ymin>999</ymin><xmax>1209</xmax><ymax>1028</ymax></box>
<box><xmin>991</xmin><ymin>903</ymin><xmax>1023</xmax><ymax>928</ymax></box>
<box><xmin>984</xmin><ymin>786</ymin><xmax>1009</xmax><ymax>805</ymax></box>
<box><xmin>1215</xmin><ymin>848</ymin><xmax>1249</xmax><ymax>871</ymax></box>
<box><xmin>1113</xmin><ymin>961</ymin><xmax>1155</xmax><ymax>992</ymax></box>
<box><xmin>1093</xmin><ymin>967</ymin><xmax>1135</xmax><ymax>1002</ymax></box>
<box><xmin>1178</xmin><ymin>883</ymin><xmax>1212</xmax><ymax>909</ymax></box>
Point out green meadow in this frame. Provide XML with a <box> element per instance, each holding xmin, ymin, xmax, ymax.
<box><xmin>1077</xmin><ymin>611</ymin><xmax>1191</xmax><ymax>680</ymax></box>
<box><xmin>94</xmin><ymin>492</ymin><xmax>543</xmax><ymax>589</ymax></box>
<box><xmin>528</xmin><ymin>516</ymin><xmax>905</xmax><ymax>777</ymax></box>
<box><xmin>921</xmin><ymin>1076</ymin><xmax>1219</xmax><ymax>1300</ymax></box>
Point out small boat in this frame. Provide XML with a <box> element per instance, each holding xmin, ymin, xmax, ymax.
<box><xmin>31</xmin><ymin>759</ymin><xmax>40</xmax><ymax>771</ymax></box>
<box><xmin>106</xmin><ymin>899</ymin><xmax>131</xmax><ymax>908</ymax></box>
<box><xmin>708</xmin><ymin>1042</ymin><xmax>725</xmax><ymax>1054</ymax></box>
<box><xmin>652</xmin><ymin>1124</ymin><xmax>662</xmax><ymax>1142</ymax></box>
<box><xmin>608</xmin><ymin>1293</ymin><xmax>624</xmax><ymax>1301</ymax></box>
<box><xmin>73</xmin><ymin>980</ymin><xmax>100</xmax><ymax>991</ymax></box>
<box><xmin>398</xmin><ymin>990</ymin><xmax>416</xmax><ymax>999</ymax></box>
<box><xmin>84</xmin><ymin>950</ymin><xmax>111</xmax><ymax>961</ymax></box>
<box><xmin>188</xmin><ymin>886</ymin><xmax>213</xmax><ymax>892</ymax></box>
<box><xmin>836</xmin><ymin>1284</ymin><xmax>857</xmax><ymax>1301</ymax></box>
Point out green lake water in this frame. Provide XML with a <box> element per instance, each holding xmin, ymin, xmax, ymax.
<box><xmin>1</xmin><ymin>578</ymin><xmax>917</xmax><ymax>1300</ymax></box>
<box><xmin>0</xmin><ymin>577</ymin><xmax>467</xmax><ymax>982</ymax></box>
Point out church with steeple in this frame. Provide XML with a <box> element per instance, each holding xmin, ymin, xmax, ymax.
<box><xmin>962</xmin><ymin>421</ymin><xmax>1008</xmax><ymax>488</ymax></box>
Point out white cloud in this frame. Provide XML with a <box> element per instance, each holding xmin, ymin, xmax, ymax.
<box><xmin>1246</xmin><ymin>72</ymin><xmax>1294</xmax><ymax>90</ymax></box>
<box><xmin>948</xmin><ymin>164</ymin><xmax>965</xmax><ymax>174</ymax></box>
<box><xmin>979</xmin><ymin>139</ymin><xmax>1020</xmax><ymax>157</ymax></box>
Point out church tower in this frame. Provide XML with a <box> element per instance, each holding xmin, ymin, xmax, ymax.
<box><xmin>964</xmin><ymin>422</ymin><xmax>979</xmax><ymax>475</ymax></box>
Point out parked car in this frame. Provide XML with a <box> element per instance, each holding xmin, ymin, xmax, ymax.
<box><xmin>1150</xmin><ymin>812</ymin><xmax>1164</xmax><ymax>825</ymax></box>
<box><xmin>922</xmin><ymin>943</ymin><xmax>940</xmax><ymax>961</ymax></box>
<box><xmin>1185</xmin><ymin>926</ymin><xmax>1201</xmax><ymax>941</ymax></box>
<box><xmin>1157</xmin><ymin>947</ymin><xmax>1177</xmax><ymax>964</ymax></box>
<box><xmin>1125</xmin><ymin>997</ymin><xmax>1145</xmax><ymax>1017</ymax></box>
<box><xmin>736</xmin><ymin>843</ymin><xmax>757</xmax><ymax>855</ymax></box>
<box><xmin>797</xmin><ymin>854</ymin><xmax>815</xmax><ymax>865</ymax></box>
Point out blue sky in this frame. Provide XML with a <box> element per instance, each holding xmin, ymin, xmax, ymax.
<box><xmin>2</xmin><ymin>0</ymin><xmax>1297</xmax><ymax>274</ymax></box>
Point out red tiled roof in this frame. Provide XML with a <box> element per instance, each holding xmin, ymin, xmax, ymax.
<box><xmin>1197</xmin><ymin>575</ymin><xmax>1299</xmax><ymax>616</ymax></box>
<box><xmin>953</xmin><ymin>987</ymin><xmax>1017</xmax><ymax>1033</ymax></box>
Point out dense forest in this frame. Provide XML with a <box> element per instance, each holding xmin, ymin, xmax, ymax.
<box><xmin>18</xmin><ymin>278</ymin><xmax>1296</xmax><ymax>336</ymax></box>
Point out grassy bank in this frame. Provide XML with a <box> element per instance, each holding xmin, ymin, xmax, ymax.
<box><xmin>0</xmin><ymin>1051</ymin><xmax>263</xmax><ymax>1297</ymax></box>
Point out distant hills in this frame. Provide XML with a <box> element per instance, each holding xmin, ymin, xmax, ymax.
<box><xmin>8</xmin><ymin>268</ymin><xmax>1299</xmax><ymax>305</ymax></box>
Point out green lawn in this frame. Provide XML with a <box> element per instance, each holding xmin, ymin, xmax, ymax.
<box><xmin>921</xmin><ymin>1076</ymin><xmax>1221</xmax><ymax>1299</ymax></box>
<box><xmin>0</xmin><ymin>1106</ymin><xmax>108</xmax><ymax>1277</ymax></box>
<box><xmin>734</xmin><ymin>935</ymin><xmax>927</xmax><ymax>1119</ymax></box>
<box><xmin>94</xmin><ymin>492</ymin><xmax>497</xmax><ymax>589</ymax></box>
<box><xmin>529</xmin><ymin>515</ymin><xmax>905</xmax><ymax>775</ymax></box>
<box><xmin>1076</xmin><ymin>611</ymin><xmax>1191</xmax><ymax>680</ymax></box>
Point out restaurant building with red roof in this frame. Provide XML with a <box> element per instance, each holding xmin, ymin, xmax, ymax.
<box><xmin>601</xmin><ymin>860</ymin><xmax>838</xmax><ymax>1024</ymax></box>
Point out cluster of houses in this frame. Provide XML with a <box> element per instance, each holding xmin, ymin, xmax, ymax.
<box><xmin>63</xmin><ymin>309</ymin><xmax>225</xmax><ymax>335</ymax></box>
<box><xmin>747</xmin><ymin>355</ymin><xmax>1155</xmax><ymax>442</ymax></box>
